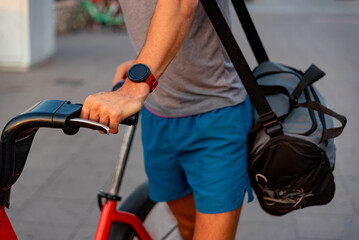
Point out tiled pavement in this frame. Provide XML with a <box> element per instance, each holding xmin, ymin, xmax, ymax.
<box><xmin>0</xmin><ymin>0</ymin><xmax>358</xmax><ymax>239</ymax></box>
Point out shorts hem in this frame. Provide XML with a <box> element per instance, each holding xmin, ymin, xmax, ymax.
<box><xmin>196</xmin><ymin>187</ymin><xmax>254</xmax><ymax>214</ymax></box>
<box><xmin>149</xmin><ymin>187</ymin><xmax>193</xmax><ymax>203</ymax></box>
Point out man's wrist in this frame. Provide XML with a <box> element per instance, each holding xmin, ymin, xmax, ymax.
<box><xmin>123</xmin><ymin>78</ymin><xmax>151</xmax><ymax>95</ymax></box>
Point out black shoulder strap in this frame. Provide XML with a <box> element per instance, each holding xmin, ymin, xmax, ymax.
<box><xmin>231</xmin><ymin>0</ymin><xmax>269</xmax><ymax>63</ymax></box>
<box><xmin>200</xmin><ymin>0</ymin><xmax>282</xmax><ymax>136</ymax></box>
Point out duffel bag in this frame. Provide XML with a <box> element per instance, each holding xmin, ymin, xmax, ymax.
<box><xmin>248</xmin><ymin>62</ymin><xmax>346</xmax><ymax>215</ymax></box>
<box><xmin>200</xmin><ymin>0</ymin><xmax>347</xmax><ymax>216</ymax></box>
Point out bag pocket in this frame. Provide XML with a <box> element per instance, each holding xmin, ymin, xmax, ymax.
<box><xmin>248</xmin><ymin>135</ymin><xmax>335</xmax><ymax>216</ymax></box>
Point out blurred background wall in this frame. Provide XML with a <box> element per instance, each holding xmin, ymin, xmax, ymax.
<box><xmin>0</xmin><ymin>0</ymin><xmax>55</xmax><ymax>71</ymax></box>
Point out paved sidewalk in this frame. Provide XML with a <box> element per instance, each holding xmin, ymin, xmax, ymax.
<box><xmin>1</xmin><ymin>0</ymin><xmax>358</xmax><ymax>239</ymax></box>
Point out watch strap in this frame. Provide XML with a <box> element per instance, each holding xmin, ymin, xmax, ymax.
<box><xmin>146</xmin><ymin>73</ymin><xmax>158</xmax><ymax>92</ymax></box>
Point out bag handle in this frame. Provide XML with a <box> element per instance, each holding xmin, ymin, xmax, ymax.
<box><xmin>291</xmin><ymin>64</ymin><xmax>326</xmax><ymax>104</ymax></box>
<box><xmin>199</xmin><ymin>0</ymin><xmax>282</xmax><ymax>137</ymax></box>
<box><xmin>299</xmin><ymin>102</ymin><xmax>347</xmax><ymax>143</ymax></box>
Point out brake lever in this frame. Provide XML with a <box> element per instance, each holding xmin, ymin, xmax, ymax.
<box><xmin>64</xmin><ymin>114</ymin><xmax>138</xmax><ymax>135</ymax></box>
<box><xmin>66</xmin><ymin>118</ymin><xmax>110</xmax><ymax>135</ymax></box>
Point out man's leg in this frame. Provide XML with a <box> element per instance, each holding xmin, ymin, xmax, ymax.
<box><xmin>167</xmin><ymin>193</ymin><xmax>242</xmax><ymax>240</ymax></box>
<box><xmin>167</xmin><ymin>193</ymin><xmax>196</xmax><ymax>240</ymax></box>
<box><xmin>193</xmin><ymin>206</ymin><xmax>242</xmax><ymax>240</ymax></box>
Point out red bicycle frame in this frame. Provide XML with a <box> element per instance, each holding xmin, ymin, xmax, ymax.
<box><xmin>0</xmin><ymin>206</ymin><xmax>17</xmax><ymax>240</ymax></box>
<box><xmin>0</xmin><ymin>200</ymin><xmax>151</xmax><ymax>240</ymax></box>
<box><xmin>94</xmin><ymin>122</ymin><xmax>152</xmax><ymax>239</ymax></box>
<box><xmin>95</xmin><ymin>200</ymin><xmax>151</xmax><ymax>240</ymax></box>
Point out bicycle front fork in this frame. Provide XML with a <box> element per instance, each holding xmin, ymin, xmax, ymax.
<box><xmin>95</xmin><ymin>199</ymin><xmax>152</xmax><ymax>240</ymax></box>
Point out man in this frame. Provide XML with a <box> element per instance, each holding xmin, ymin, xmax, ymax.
<box><xmin>80</xmin><ymin>0</ymin><xmax>253</xmax><ymax>239</ymax></box>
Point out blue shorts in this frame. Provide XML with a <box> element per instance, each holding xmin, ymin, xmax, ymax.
<box><xmin>141</xmin><ymin>97</ymin><xmax>254</xmax><ymax>214</ymax></box>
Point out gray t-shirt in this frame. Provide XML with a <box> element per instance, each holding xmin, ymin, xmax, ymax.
<box><xmin>119</xmin><ymin>0</ymin><xmax>247</xmax><ymax>117</ymax></box>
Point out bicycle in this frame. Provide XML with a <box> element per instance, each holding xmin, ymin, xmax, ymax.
<box><xmin>0</xmin><ymin>81</ymin><xmax>180</xmax><ymax>240</ymax></box>
<box><xmin>77</xmin><ymin>0</ymin><xmax>125</xmax><ymax>31</ymax></box>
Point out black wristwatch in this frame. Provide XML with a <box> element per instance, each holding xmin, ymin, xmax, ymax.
<box><xmin>127</xmin><ymin>63</ymin><xmax>158</xmax><ymax>92</ymax></box>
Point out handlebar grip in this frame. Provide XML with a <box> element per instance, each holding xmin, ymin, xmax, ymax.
<box><xmin>112</xmin><ymin>80</ymin><xmax>125</xmax><ymax>91</ymax></box>
<box><xmin>121</xmin><ymin>113</ymin><xmax>138</xmax><ymax>126</ymax></box>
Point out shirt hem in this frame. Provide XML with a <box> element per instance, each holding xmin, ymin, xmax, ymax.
<box><xmin>144</xmin><ymin>92</ymin><xmax>248</xmax><ymax>118</ymax></box>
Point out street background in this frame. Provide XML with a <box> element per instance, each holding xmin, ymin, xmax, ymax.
<box><xmin>0</xmin><ymin>0</ymin><xmax>358</xmax><ymax>239</ymax></box>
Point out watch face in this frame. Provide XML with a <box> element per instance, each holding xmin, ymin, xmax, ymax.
<box><xmin>128</xmin><ymin>64</ymin><xmax>150</xmax><ymax>82</ymax></box>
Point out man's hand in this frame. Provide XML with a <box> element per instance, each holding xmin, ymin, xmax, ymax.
<box><xmin>80</xmin><ymin>80</ymin><xmax>149</xmax><ymax>134</ymax></box>
<box><xmin>112</xmin><ymin>58</ymin><xmax>136</xmax><ymax>87</ymax></box>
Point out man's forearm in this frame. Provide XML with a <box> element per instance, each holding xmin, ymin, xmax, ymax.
<box><xmin>134</xmin><ymin>0</ymin><xmax>199</xmax><ymax>79</ymax></box>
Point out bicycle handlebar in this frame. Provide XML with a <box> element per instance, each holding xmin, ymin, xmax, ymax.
<box><xmin>2</xmin><ymin>100</ymin><xmax>137</xmax><ymax>136</ymax></box>
<box><xmin>0</xmin><ymin>79</ymin><xmax>138</xmax><ymax>207</ymax></box>
<box><xmin>0</xmin><ymin>99</ymin><xmax>138</xmax><ymax>207</ymax></box>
